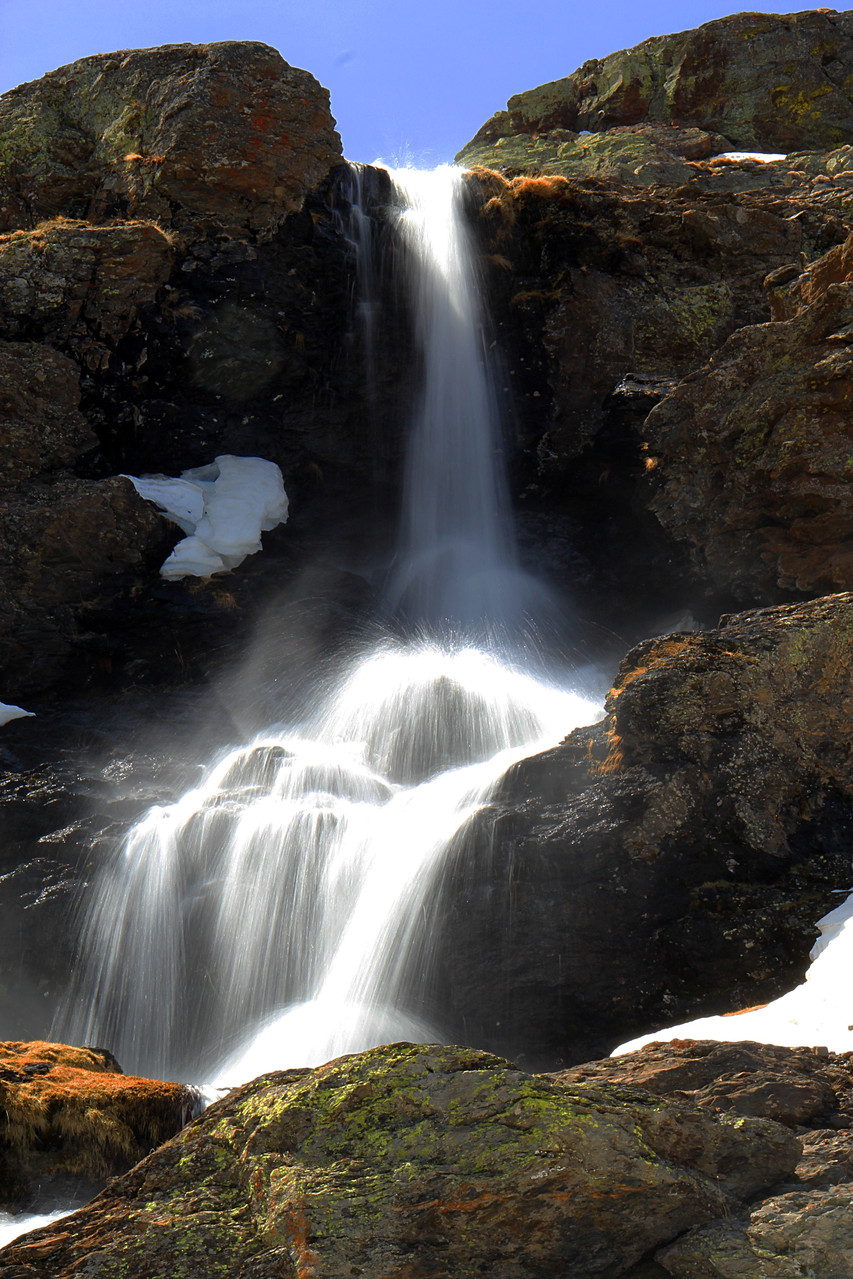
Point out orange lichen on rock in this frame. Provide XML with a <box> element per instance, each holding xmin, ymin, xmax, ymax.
<box><xmin>0</xmin><ymin>1041</ymin><xmax>198</xmax><ymax>1202</ymax></box>
<box><xmin>609</xmin><ymin>636</ymin><xmax>703</xmax><ymax>700</ymax></box>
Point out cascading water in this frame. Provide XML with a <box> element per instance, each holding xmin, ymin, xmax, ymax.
<box><xmin>386</xmin><ymin>167</ymin><xmax>536</xmax><ymax>628</ymax></box>
<box><xmin>56</xmin><ymin>166</ymin><xmax>601</xmax><ymax>1083</ymax></box>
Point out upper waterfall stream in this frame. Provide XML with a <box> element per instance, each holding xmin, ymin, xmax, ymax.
<box><xmin>56</xmin><ymin>167</ymin><xmax>601</xmax><ymax>1083</ymax></box>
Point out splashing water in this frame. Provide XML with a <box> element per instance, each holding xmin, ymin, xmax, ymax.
<box><xmin>385</xmin><ymin>166</ymin><xmax>544</xmax><ymax>629</ymax></box>
<box><xmin>60</xmin><ymin>639</ymin><xmax>598</xmax><ymax>1081</ymax></box>
<box><xmin>57</xmin><ymin>167</ymin><xmax>601</xmax><ymax>1082</ymax></box>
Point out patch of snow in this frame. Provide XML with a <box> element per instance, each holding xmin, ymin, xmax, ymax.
<box><xmin>125</xmin><ymin>455</ymin><xmax>288</xmax><ymax>580</ymax></box>
<box><xmin>712</xmin><ymin>151</ymin><xmax>788</xmax><ymax>163</ymax></box>
<box><xmin>0</xmin><ymin>702</ymin><xmax>34</xmax><ymax>727</ymax></box>
<box><xmin>614</xmin><ymin>889</ymin><xmax>853</xmax><ymax>1056</ymax></box>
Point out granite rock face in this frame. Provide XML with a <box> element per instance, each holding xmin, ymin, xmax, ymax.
<box><xmin>0</xmin><ymin>41</ymin><xmax>342</xmax><ymax>235</ymax></box>
<box><xmin>458</xmin><ymin>9</ymin><xmax>853</xmax><ymax>172</ymax></box>
<box><xmin>431</xmin><ymin>594</ymin><xmax>853</xmax><ymax>1067</ymax></box>
<box><xmin>0</xmin><ymin>1043</ymin><xmax>799</xmax><ymax>1279</ymax></box>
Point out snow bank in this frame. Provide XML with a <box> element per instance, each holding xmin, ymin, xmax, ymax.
<box><xmin>614</xmin><ymin>889</ymin><xmax>853</xmax><ymax>1056</ymax></box>
<box><xmin>712</xmin><ymin>151</ymin><xmax>788</xmax><ymax>163</ymax></box>
<box><xmin>0</xmin><ymin>702</ymin><xmax>34</xmax><ymax>727</ymax></box>
<box><xmin>125</xmin><ymin>456</ymin><xmax>288</xmax><ymax>580</ymax></box>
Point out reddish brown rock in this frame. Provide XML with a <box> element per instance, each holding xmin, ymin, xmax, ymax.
<box><xmin>0</xmin><ymin>1041</ymin><xmax>197</xmax><ymax>1207</ymax></box>
<box><xmin>644</xmin><ymin>237</ymin><xmax>853</xmax><ymax>600</ymax></box>
<box><xmin>0</xmin><ymin>41</ymin><xmax>342</xmax><ymax>235</ymax></box>
<box><xmin>557</xmin><ymin>1040</ymin><xmax>853</xmax><ymax>1128</ymax></box>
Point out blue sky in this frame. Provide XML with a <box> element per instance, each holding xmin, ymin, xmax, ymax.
<box><xmin>0</xmin><ymin>0</ymin><xmax>812</xmax><ymax>164</ymax></box>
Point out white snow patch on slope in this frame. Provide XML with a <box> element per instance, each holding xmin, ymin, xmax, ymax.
<box><xmin>614</xmin><ymin>889</ymin><xmax>853</xmax><ymax>1056</ymax></box>
<box><xmin>126</xmin><ymin>456</ymin><xmax>288</xmax><ymax>580</ymax></box>
<box><xmin>713</xmin><ymin>151</ymin><xmax>788</xmax><ymax>163</ymax></box>
<box><xmin>0</xmin><ymin>702</ymin><xmax>34</xmax><ymax>726</ymax></box>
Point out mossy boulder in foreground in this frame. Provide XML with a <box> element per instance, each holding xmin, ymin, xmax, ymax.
<box><xmin>0</xmin><ymin>1042</ymin><xmax>798</xmax><ymax>1278</ymax></box>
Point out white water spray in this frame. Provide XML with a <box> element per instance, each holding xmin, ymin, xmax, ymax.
<box><xmin>57</xmin><ymin>168</ymin><xmax>600</xmax><ymax>1082</ymax></box>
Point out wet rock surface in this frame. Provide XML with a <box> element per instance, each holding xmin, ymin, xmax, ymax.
<box><xmin>462</xmin><ymin>158</ymin><xmax>853</xmax><ymax>628</ymax></box>
<box><xmin>0</xmin><ymin>1042</ymin><xmax>800</xmax><ymax>1278</ymax></box>
<box><xmin>0</xmin><ymin>1041</ymin><xmax>197</xmax><ymax>1211</ymax></box>
<box><xmin>434</xmin><ymin>594</ymin><xmax>853</xmax><ymax>1067</ymax></box>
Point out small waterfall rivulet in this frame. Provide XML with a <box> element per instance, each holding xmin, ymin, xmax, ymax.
<box><xmin>56</xmin><ymin>167</ymin><xmax>601</xmax><ymax>1083</ymax></box>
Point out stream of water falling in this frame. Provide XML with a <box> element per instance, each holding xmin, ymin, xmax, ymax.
<box><xmin>55</xmin><ymin>166</ymin><xmax>601</xmax><ymax>1085</ymax></box>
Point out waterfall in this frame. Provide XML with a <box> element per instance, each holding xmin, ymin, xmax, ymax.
<box><xmin>56</xmin><ymin>167</ymin><xmax>600</xmax><ymax>1082</ymax></box>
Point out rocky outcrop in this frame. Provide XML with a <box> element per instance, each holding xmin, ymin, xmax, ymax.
<box><xmin>558</xmin><ymin>1040</ymin><xmax>853</xmax><ymax>1279</ymax></box>
<box><xmin>463</xmin><ymin>162</ymin><xmax>850</xmax><ymax>627</ymax></box>
<box><xmin>457</xmin><ymin>10</ymin><xmax>853</xmax><ymax>173</ymax></box>
<box><xmin>644</xmin><ymin>233</ymin><xmax>853</xmax><ymax>600</ymax></box>
<box><xmin>0</xmin><ymin>221</ymin><xmax>174</xmax><ymax>363</ymax></box>
<box><xmin>0</xmin><ymin>1042</ymin><xmax>799</xmax><ymax>1278</ymax></box>
<box><xmin>0</xmin><ymin>42</ymin><xmax>342</xmax><ymax>236</ymax></box>
<box><xmin>0</xmin><ymin>48</ymin><xmax>403</xmax><ymax>701</ymax></box>
<box><xmin>0</xmin><ymin>475</ymin><xmax>172</xmax><ymax>692</ymax></box>
<box><xmin>431</xmin><ymin>594</ymin><xmax>853</xmax><ymax>1067</ymax></box>
<box><xmin>559</xmin><ymin>1040</ymin><xmax>853</xmax><ymax>1128</ymax></box>
<box><xmin>0</xmin><ymin>1041</ymin><xmax>197</xmax><ymax>1209</ymax></box>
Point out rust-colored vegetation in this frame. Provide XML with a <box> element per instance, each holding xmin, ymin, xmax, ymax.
<box><xmin>465</xmin><ymin>167</ymin><xmax>575</xmax><ymax>242</ymax></box>
<box><xmin>609</xmin><ymin>637</ymin><xmax>702</xmax><ymax>701</ymax></box>
<box><xmin>0</xmin><ymin>1041</ymin><xmax>194</xmax><ymax>1186</ymax></box>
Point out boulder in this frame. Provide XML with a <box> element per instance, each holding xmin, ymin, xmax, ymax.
<box><xmin>644</xmin><ymin>234</ymin><xmax>853</xmax><ymax>601</ymax></box>
<box><xmin>457</xmin><ymin>10</ymin><xmax>853</xmax><ymax>169</ymax></box>
<box><xmin>0</xmin><ymin>42</ymin><xmax>342</xmax><ymax>235</ymax></box>
<box><xmin>0</xmin><ymin>1043</ymin><xmax>799</xmax><ymax>1278</ymax></box>
<box><xmin>558</xmin><ymin>1040</ymin><xmax>852</xmax><ymax>1129</ymax></box>
<box><xmin>554</xmin><ymin>1040</ymin><xmax>853</xmax><ymax>1279</ymax></box>
<box><xmin>431</xmin><ymin>594</ymin><xmax>853</xmax><ymax>1067</ymax></box>
<box><xmin>0</xmin><ymin>1041</ymin><xmax>197</xmax><ymax>1208</ymax></box>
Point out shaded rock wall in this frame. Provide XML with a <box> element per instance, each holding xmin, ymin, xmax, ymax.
<box><xmin>429</xmin><ymin>594</ymin><xmax>853</xmax><ymax>1067</ymax></box>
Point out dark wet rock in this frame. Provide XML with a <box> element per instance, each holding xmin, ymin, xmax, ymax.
<box><xmin>0</xmin><ymin>342</ymin><xmax>97</xmax><ymax>484</ymax></box>
<box><xmin>0</xmin><ymin>1042</ymin><xmax>799</xmax><ymax>1278</ymax></box>
<box><xmin>645</xmin><ymin>233</ymin><xmax>853</xmax><ymax>602</ymax></box>
<box><xmin>458</xmin><ymin>10</ymin><xmax>853</xmax><ymax>172</ymax></box>
<box><xmin>430</xmin><ymin>594</ymin><xmax>853</xmax><ymax>1068</ymax></box>
<box><xmin>0</xmin><ymin>475</ymin><xmax>172</xmax><ymax>693</ymax></box>
<box><xmin>0</xmin><ymin>221</ymin><xmax>174</xmax><ymax>363</ymax></box>
<box><xmin>0</xmin><ymin>42</ymin><xmax>342</xmax><ymax>236</ymax></box>
<box><xmin>0</xmin><ymin>1041</ymin><xmax>196</xmax><ymax>1210</ymax></box>
<box><xmin>461</xmin><ymin>162</ymin><xmax>850</xmax><ymax>626</ymax></box>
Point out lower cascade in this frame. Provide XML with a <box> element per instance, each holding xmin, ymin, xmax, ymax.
<box><xmin>55</xmin><ymin>165</ymin><xmax>601</xmax><ymax>1083</ymax></box>
<box><xmin>59</xmin><ymin>638</ymin><xmax>597</xmax><ymax>1082</ymax></box>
